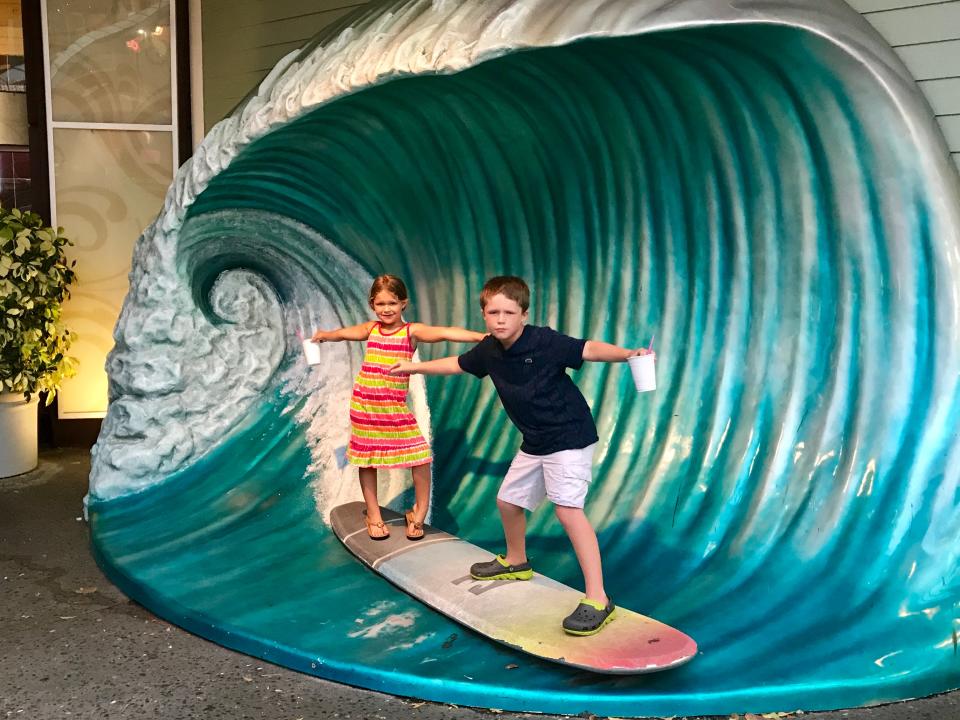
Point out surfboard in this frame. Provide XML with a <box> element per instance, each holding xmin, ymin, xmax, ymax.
<box><xmin>330</xmin><ymin>502</ymin><xmax>698</xmax><ymax>674</ymax></box>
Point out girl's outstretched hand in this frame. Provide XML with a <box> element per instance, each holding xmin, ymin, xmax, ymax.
<box><xmin>627</xmin><ymin>348</ymin><xmax>651</xmax><ymax>357</ymax></box>
<box><xmin>389</xmin><ymin>361</ymin><xmax>413</xmax><ymax>376</ymax></box>
<box><xmin>310</xmin><ymin>330</ymin><xmax>327</xmax><ymax>343</ymax></box>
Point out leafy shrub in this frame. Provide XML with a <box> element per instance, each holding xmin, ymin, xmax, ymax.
<box><xmin>0</xmin><ymin>207</ymin><xmax>78</xmax><ymax>403</ymax></box>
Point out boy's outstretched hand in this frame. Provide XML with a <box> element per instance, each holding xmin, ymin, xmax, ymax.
<box><xmin>584</xmin><ymin>341</ymin><xmax>652</xmax><ymax>362</ymax></box>
<box><xmin>389</xmin><ymin>362</ymin><xmax>414</xmax><ymax>376</ymax></box>
<box><xmin>388</xmin><ymin>356</ymin><xmax>462</xmax><ymax>376</ymax></box>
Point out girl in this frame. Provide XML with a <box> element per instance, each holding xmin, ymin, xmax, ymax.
<box><xmin>311</xmin><ymin>275</ymin><xmax>484</xmax><ymax>540</ymax></box>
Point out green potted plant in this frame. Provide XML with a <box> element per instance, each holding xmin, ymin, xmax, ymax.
<box><xmin>0</xmin><ymin>207</ymin><xmax>78</xmax><ymax>477</ymax></box>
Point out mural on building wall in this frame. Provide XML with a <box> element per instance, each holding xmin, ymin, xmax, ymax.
<box><xmin>85</xmin><ymin>0</ymin><xmax>960</xmax><ymax>716</ymax></box>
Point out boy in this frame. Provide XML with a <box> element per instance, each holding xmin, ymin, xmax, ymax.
<box><xmin>389</xmin><ymin>276</ymin><xmax>649</xmax><ymax>635</ymax></box>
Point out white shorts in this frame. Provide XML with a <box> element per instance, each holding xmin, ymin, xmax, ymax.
<box><xmin>497</xmin><ymin>443</ymin><xmax>597</xmax><ymax>511</ymax></box>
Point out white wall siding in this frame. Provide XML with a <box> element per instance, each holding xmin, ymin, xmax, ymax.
<box><xmin>198</xmin><ymin>1</ymin><xmax>960</xmax><ymax>167</ymax></box>
<box><xmin>862</xmin><ymin>3</ymin><xmax>960</xmax><ymax>45</ymax></box>
<box><xmin>941</xmin><ymin>115</ymin><xmax>960</xmax><ymax>145</ymax></box>
<box><xmin>895</xmin><ymin>39</ymin><xmax>960</xmax><ymax>80</ymax></box>
<box><xmin>917</xmin><ymin>78</ymin><xmax>960</xmax><ymax>114</ymax></box>
<box><xmin>854</xmin><ymin>0</ymin><xmax>960</xmax><ymax>167</ymax></box>
<box><xmin>847</xmin><ymin>0</ymin><xmax>947</xmax><ymax>11</ymax></box>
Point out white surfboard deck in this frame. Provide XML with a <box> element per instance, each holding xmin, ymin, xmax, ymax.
<box><xmin>330</xmin><ymin>502</ymin><xmax>697</xmax><ymax>674</ymax></box>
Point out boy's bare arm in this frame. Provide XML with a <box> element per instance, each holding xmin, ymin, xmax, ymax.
<box><xmin>582</xmin><ymin>341</ymin><xmax>650</xmax><ymax>362</ymax></box>
<box><xmin>409</xmin><ymin>323</ymin><xmax>486</xmax><ymax>344</ymax></box>
<box><xmin>389</xmin><ymin>356</ymin><xmax>464</xmax><ymax>376</ymax></box>
<box><xmin>311</xmin><ymin>321</ymin><xmax>376</xmax><ymax>342</ymax></box>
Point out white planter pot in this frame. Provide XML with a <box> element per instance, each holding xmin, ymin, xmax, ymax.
<box><xmin>0</xmin><ymin>392</ymin><xmax>39</xmax><ymax>478</ymax></box>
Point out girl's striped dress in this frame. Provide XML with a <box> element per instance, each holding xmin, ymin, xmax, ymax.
<box><xmin>347</xmin><ymin>322</ymin><xmax>432</xmax><ymax>468</ymax></box>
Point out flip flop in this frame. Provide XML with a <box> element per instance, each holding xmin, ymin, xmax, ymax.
<box><xmin>365</xmin><ymin>517</ymin><xmax>390</xmax><ymax>540</ymax></box>
<box><xmin>404</xmin><ymin>510</ymin><xmax>424</xmax><ymax>540</ymax></box>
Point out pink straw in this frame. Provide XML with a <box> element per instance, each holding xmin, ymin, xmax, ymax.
<box><xmin>647</xmin><ymin>334</ymin><xmax>655</xmax><ymax>352</ymax></box>
<box><xmin>296</xmin><ymin>330</ymin><xmax>304</xmax><ymax>340</ymax></box>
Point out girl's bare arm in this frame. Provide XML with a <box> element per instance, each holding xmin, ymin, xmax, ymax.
<box><xmin>311</xmin><ymin>321</ymin><xmax>376</xmax><ymax>342</ymax></box>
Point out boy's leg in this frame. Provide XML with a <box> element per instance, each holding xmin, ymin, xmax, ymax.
<box><xmin>469</xmin><ymin>451</ymin><xmax>544</xmax><ymax>580</ymax></box>
<box><xmin>544</xmin><ymin>444</ymin><xmax>615</xmax><ymax>634</ymax></box>
<box><xmin>496</xmin><ymin>450</ymin><xmax>546</xmax><ymax>565</ymax></box>
<box><xmin>553</xmin><ymin>505</ymin><xmax>607</xmax><ymax>606</ymax></box>
<box><xmin>498</xmin><ymin>497</ymin><xmax>528</xmax><ymax>565</ymax></box>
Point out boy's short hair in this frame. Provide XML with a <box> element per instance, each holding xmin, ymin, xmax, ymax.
<box><xmin>480</xmin><ymin>276</ymin><xmax>530</xmax><ymax>311</ymax></box>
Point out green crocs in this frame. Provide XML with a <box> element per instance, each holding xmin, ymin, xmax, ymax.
<box><xmin>469</xmin><ymin>554</ymin><xmax>533</xmax><ymax>581</ymax></box>
<box><xmin>562</xmin><ymin>598</ymin><xmax>616</xmax><ymax>636</ymax></box>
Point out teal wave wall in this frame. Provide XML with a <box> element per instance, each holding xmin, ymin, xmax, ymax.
<box><xmin>90</xmin><ymin>24</ymin><xmax>960</xmax><ymax>717</ymax></box>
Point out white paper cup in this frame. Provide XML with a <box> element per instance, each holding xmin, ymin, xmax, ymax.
<box><xmin>302</xmin><ymin>339</ymin><xmax>322</xmax><ymax>366</ymax></box>
<box><xmin>627</xmin><ymin>352</ymin><xmax>656</xmax><ymax>392</ymax></box>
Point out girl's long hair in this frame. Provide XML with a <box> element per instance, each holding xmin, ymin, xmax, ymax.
<box><xmin>368</xmin><ymin>274</ymin><xmax>409</xmax><ymax>306</ymax></box>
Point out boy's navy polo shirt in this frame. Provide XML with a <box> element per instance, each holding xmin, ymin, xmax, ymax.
<box><xmin>457</xmin><ymin>325</ymin><xmax>598</xmax><ymax>456</ymax></box>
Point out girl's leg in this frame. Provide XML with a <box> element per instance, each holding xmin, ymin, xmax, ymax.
<box><xmin>404</xmin><ymin>462</ymin><xmax>431</xmax><ymax>539</ymax></box>
<box><xmin>409</xmin><ymin>462</ymin><xmax>431</xmax><ymax>522</ymax></box>
<box><xmin>553</xmin><ymin>505</ymin><xmax>608</xmax><ymax>606</ymax></box>
<box><xmin>359</xmin><ymin>467</ymin><xmax>388</xmax><ymax>538</ymax></box>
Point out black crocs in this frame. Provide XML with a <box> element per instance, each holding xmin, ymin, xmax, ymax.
<box><xmin>469</xmin><ymin>554</ymin><xmax>534</xmax><ymax>581</ymax></box>
<box><xmin>562</xmin><ymin>598</ymin><xmax>616</xmax><ymax>635</ymax></box>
